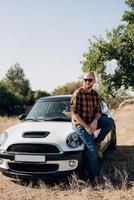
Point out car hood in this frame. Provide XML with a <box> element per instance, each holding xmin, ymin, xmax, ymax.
<box><xmin>2</xmin><ymin>121</ymin><xmax>84</xmax><ymax>151</ymax></box>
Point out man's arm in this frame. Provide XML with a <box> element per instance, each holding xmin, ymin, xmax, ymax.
<box><xmin>94</xmin><ymin>112</ymin><xmax>101</xmax><ymax>121</ymax></box>
<box><xmin>89</xmin><ymin>112</ymin><xmax>101</xmax><ymax>133</ymax></box>
<box><xmin>72</xmin><ymin>113</ymin><xmax>93</xmax><ymax>135</ymax></box>
<box><xmin>89</xmin><ymin>92</ymin><xmax>102</xmax><ymax>132</ymax></box>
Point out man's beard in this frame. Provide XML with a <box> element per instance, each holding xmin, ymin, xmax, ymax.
<box><xmin>86</xmin><ymin>84</ymin><xmax>93</xmax><ymax>89</ymax></box>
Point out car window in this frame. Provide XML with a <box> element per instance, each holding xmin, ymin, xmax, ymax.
<box><xmin>26</xmin><ymin>100</ymin><xmax>71</xmax><ymax>121</ymax></box>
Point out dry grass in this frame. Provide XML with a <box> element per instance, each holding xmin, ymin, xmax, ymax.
<box><xmin>0</xmin><ymin>105</ymin><xmax>134</xmax><ymax>200</ymax></box>
<box><xmin>0</xmin><ymin>117</ymin><xmax>19</xmax><ymax>132</ymax></box>
<box><xmin>112</xmin><ymin>104</ymin><xmax>134</xmax><ymax>145</ymax></box>
<box><xmin>0</xmin><ymin>174</ymin><xmax>134</xmax><ymax>200</ymax></box>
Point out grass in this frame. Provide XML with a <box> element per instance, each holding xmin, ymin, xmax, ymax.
<box><xmin>0</xmin><ymin>116</ymin><xmax>19</xmax><ymax>132</ymax></box>
<box><xmin>0</xmin><ymin>174</ymin><xmax>134</xmax><ymax>200</ymax></box>
<box><xmin>0</xmin><ymin>105</ymin><xmax>134</xmax><ymax>199</ymax></box>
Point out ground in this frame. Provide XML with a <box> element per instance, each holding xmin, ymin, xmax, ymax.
<box><xmin>0</xmin><ymin>104</ymin><xmax>134</xmax><ymax>200</ymax></box>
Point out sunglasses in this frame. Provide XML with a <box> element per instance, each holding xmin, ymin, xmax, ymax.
<box><xmin>84</xmin><ymin>78</ymin><xmax>94</xmax><ymax>82</ymax></box>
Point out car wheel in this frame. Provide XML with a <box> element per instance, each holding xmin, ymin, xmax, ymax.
<box><xmin>107</xmin><ymin>126</ymin><xmax>117</xmax><ymax>151</ymax></box>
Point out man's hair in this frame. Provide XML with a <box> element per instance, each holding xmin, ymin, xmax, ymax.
<box><xmin>83</xmin><ymin>71</ymin><xmax>96</xmax><ymax>80</ymax></box>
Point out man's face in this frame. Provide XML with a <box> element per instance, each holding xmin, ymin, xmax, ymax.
<box><xmin>83</xmin><ymin>73</ymin><xmax>95</xmax><ymax>89</ymax></box>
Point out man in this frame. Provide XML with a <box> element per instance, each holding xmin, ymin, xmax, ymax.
<box><xmin>71</xmin><ymin>71</ymin><xmax>115</xmax><ymax>186</ymax></box>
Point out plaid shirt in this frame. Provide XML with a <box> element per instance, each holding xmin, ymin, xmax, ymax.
<box><xmin>71</xmin><ymin>87</ymin><xmax>101</xmax><ymax>127</ymax></box>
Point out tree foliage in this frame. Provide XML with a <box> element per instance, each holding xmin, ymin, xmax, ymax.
<box><xmin>81</xmin><ymin>0</ymin><xmax>134</xmax><ymax>99</ymax></box>
<box><xmin>33</xmin><ymin>90</ymin><xmax>50</xmax><ymax>100</ymax></box>
<box><xmin>52</xmin><ymin>81</ymin><xmax>82</xmax><ymax>95</ymax></box>
<box><xmin>122</xmin><ymin>0</ymin><xmax>134</xmax><ymax>23</ymax></box>
<box><xmin>3</xmin><ymin>63</ymin><xmax>31</xmax><ymax>100</ymax></box>
<box><xmin>0</xmin><ymin>81</ymin><xmax>22</xmax><ymax>116</ymax></box>
<box><xmin>0</xmin><ymin>63</ymin><xmax>50</xmax><ymax>115</ymax></box>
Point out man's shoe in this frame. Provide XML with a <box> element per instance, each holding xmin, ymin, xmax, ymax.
<box><xmin>96</xmin><ymin>144</ymin><xmax>103</xmax><ymax>158</ymax></box>
<box><xmin>95</xmin><ymin>177</ymin><xmax>105</xmax><ymax>189</ymax></box>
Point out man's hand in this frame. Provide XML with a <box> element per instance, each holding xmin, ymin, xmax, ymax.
<box><xmin>88</xmin><ymin>119</ymin><xmax>98</xmax><ymax>133</ymax></box>
<box><xmin>85</xmin><ymin>126</ymin><xmax>94</xmax><ymax>135</ymax></box>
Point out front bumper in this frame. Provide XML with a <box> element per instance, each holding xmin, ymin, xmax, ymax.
<box><xmin>0</xmin><ymin>150</ymin><xmax>83</xmax><ymax>179</ymax></box>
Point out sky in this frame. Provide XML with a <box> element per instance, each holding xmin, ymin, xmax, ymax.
<box><xmin>0</xmin><ymin>0</ymin><xmax>127</xmax><ymax>93</ymax></box>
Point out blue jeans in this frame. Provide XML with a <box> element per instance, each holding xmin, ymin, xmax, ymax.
<box><xmin>96</xmin><ymin>115</ymin><xmax>115</xmax><ymax>144</ymax></box>
<box><xmin>73</xmin><ymin>115</ymin><xmax>115</xmax><ymax>177</ymax></box>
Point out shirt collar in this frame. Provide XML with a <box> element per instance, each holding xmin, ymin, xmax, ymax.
<box><xmin>81</xmin><ymin>86</ymin><xmax>93</xmax><ymax>94</ymax></box>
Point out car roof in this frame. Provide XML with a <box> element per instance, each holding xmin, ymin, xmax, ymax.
<box><xmin>37</xmin><ymin>95</ymin><xmax>72</xmax><ymax>102</ymax></box>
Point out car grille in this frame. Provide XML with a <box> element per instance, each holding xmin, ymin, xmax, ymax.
<box><xmin>8</xmin><ymin>163</ymin><xmax>58</xmax><ymax>173</ymax></box>
<box><xmin>7</xmin><ymin>144</ymin><xmax>60</xmax><ymax>153</ymax></box>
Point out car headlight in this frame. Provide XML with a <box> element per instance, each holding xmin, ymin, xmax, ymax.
<box><xmin>66</xmin><ymin>132</ymin><xmax>82</xmax><ymax>148</ymax></box>
<box><xmin>0</xmin><ymin>132</ymin><xmax>8</xmax><ymax>146</ymax></box>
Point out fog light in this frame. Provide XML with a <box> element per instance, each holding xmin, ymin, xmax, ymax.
<box><xmin>69</xmin><ymin>160</ymin><xmax>77</xmax><ymax>168</ymax></box>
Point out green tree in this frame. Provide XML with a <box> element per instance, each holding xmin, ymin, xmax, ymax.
<box><xmin>33</xmin><ymin>90</ymin><xmax>50</xmax><ymax>100</ymax></box>
<box><xmin>0</xmin><ymin>81</ymin><xmax>22</xmax><ymax>116</ymax></box>
<box><xmin>122</xmin><ymin>0</ymin><xmax>134</xmax><ymax>24</ymax></box>
<box><xmin>52</xmin><ymin>81</ymin><xmax>82</xmax><ymax>95</ymax></box>
<box><xmin>3</xmin><ymin>63</ymin><xmax>31</xmax><ymax>101</ymax></box>
<box><xmin>81</xmin><ymin>0</ymin><xmax>134</xmax><ymax>99</ymax></box>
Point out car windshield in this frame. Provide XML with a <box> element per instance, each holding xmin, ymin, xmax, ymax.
<box><xmin>25</xmin><ymin>99</ymin><xmax>71</xmax><ymax>122</ymax></box>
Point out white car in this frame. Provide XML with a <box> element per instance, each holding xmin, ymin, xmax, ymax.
<box><xmin>0</xmin><ymin>95</ymin><xmax>116</xmax><ymax>180</ymax></box>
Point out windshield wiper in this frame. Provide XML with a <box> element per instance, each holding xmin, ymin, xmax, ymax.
<box><xmin>45</xmin><ymin>117</ymin><xmax>70</xmax><ymax>121</ymax></box>
<box><xmin>24</xmin><ymin>118</ymin><xmax>42</xmax><ymax>122</ymax></box>
<box><xmin>24</xmin><ymin>117</ymin><xmax>55</xmax><ymax>121</ymax></box>
<box><xmin>24</xmin><ymin>117</ymin><xmax>70</xmax><ymax>122</ymax></box>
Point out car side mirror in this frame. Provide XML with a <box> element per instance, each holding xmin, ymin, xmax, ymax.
<box><xmin>18</xmin><ymin>114</ymin><xmax>26</xmax><ymax>121</ymax></box>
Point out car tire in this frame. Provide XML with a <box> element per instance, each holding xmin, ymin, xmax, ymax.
<box><xmin>107</xmin><ymin>126</ymin><xmax>117</xmax><ymax>151</ymax></box>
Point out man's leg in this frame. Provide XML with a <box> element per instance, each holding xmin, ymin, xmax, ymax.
<box><xmin>95</xmin><ymin>115</ymin><xmax>115</xmax><ymax>144</ymax></box>
<box><xmin>74</xmin><ymin>127</ymin><xmax>100</xmax><ymax>177</ymax></box>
